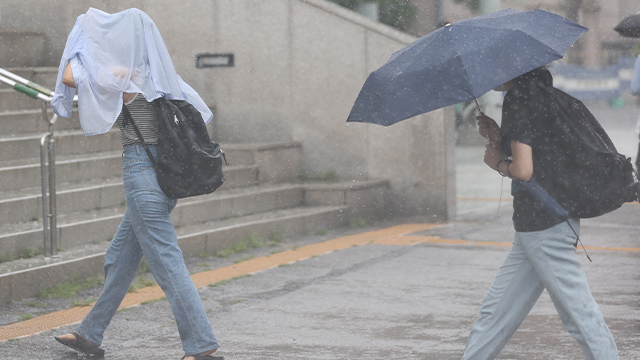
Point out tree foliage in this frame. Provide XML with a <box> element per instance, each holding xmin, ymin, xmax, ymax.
<box><xmin>328</xmin><ymin>0</ymin><xmax>417</xmax><ymax>32</ymax></box>
<box><xmin>452</xmin><ymin>0</ymin><xmax>481</xmax><ymax>12</ymax></box>
<box><xmin>453</xmin><ymin>0</ymin><xmax>529</xmax><ymax>13</ymax></box>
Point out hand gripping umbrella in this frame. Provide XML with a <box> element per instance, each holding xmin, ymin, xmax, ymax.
<box><xmin>346</xmin><ymin>9</ymin><xmax>588</xmax><ymax>126</ymax></box>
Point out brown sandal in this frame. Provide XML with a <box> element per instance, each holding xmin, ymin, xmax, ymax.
<box><xmin>54</xmin><ymin>331</ymin><xmax>105</xmax><ymax>357</ymax></box>
<box><xmin>181</xmin><ymin>354</ymin><xmax>224</xmax><ymax>360</ymax></box>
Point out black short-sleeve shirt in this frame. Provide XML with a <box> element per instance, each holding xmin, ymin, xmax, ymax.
<box><xmin>500</xmin><ymin>71</ymin><xmax>566</xmax><ymax>232</ymax></box>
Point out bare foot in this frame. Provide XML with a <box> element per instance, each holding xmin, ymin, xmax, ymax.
<box><xmin>56</xmin><ymin>332</ymin><xmax>100</xmax><ymax>346</ymax></box>
<box><xmin>57</xmin><ymin>333</ymin><xmax>76</xmax><ymax>341</ymax></box>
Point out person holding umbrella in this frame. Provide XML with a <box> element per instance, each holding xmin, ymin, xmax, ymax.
<box><xmin>628</xmin><ymin>51</ymin><xmax>640</xmax><ymax>171</ymax></box>
<box><xmin>345</xmin><ymin>8</ymin><xmax>617</xmax><ymax>358</ymax></box>
<box><xmin>616</xmin><ymin>12</ymin><xmax>640</xmax><ymax>171</ymax></box>
<box><xmin>462</xmin><ymin>67</ymin><xmax>619</xmax><ymax>360</ymax></box>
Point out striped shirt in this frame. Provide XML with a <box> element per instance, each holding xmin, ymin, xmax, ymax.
<box><xmin>116</xmin><ymin>93</ymin><xmax>159</xmax><ymax>147</ymax></box>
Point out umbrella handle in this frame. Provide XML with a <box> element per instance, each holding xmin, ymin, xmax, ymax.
<box><xmin>474</xmin><ymin>98</ymin><xmax>484</xmax><ymax>116</ymax></box>
<box><xmin>474</xmin><ymin>98</ymin><xmax>494</xmax><ymax>146</ymax></box>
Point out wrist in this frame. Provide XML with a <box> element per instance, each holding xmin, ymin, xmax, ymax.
<box><xmin>496</xmin><ymin>158</ymin><xmax>512</xmax><ymax>177</ymax></box>
<box><xmin>491</xmin><ymin>135</ymin><xmax>502</xmax><ymax>146</ymax></box>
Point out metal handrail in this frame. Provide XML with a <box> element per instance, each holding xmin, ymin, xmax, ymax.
<box><xmin>0</xmin><ymin>67</ymin><xmax>74</xmax><ymax>259</ymax></box>
<box><xmin>0</xmin><ymin>68</ymin><xmax>53</xmax><ymax>99</ymax></box>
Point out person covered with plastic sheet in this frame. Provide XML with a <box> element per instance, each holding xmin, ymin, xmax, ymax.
<box><xmin>461</xmin><ymin>67</ymin><xmax>619</xmax><ymax>360</ymax></box>
<box><xmin>51</xmin><ymin>8</ymin><xmax>220</xmax><ymax>360</ymax></box>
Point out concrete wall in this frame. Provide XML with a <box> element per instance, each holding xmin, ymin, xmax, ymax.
<box><xmin>0</xmin><ymin>0</ymin><xmax>455</xmax><ymax>221</ymax></box>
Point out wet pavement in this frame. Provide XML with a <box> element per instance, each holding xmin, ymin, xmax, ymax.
<box><xmin>0</xmin><ymin>101</ymin><xmax>639</xmax><ymax>359</ymax></box>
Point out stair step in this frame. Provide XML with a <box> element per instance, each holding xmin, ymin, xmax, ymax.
<box><xmin>0</xmin><ymin>131</ymin><xmax>286</xmax><ymax>165</ymax></box>
<box><xmin>223</xmin><ymin>141</ymin><xmax>302</xmax><ymax>184</ymax></box>
<box><xmin>0</xmin><ymin>205</ymin><xmax>348</xmax><ymax>303</ymax></box>
<box><xmin>0</xmin><ymin>177</ymin><xmax>391</xmax><ymax>267</ymax></box>
<box><xmin>0</xmin><ymin>183</ymin><xmax>304</xmax><ymax>259</ymax></box>
<box><xmin>0</xmin><ymin>162</ymin><xmax>260</xmax><ymax>227</ymax></box>
<box><xmin>304</xmin><ymin>179</ymin><xmax>390</xmax><ymax>221</ymax></box>
<box><xmin>175</xmin><ymin>205</ymin><xmax>347</xmax><ymax>255</ymax></box>
<box><xmin>0</xmin><ymin>179</ymin><xmax>124</xmax><ymax>227</ymax></box>
<box><xmin>0</xmin><ymin>142</ymin><xmax>300</xmax><ymax>194</ymax></box>
<box><xmin>0</xmin><ymin>109</ymin><xmax>80</xmax><ymax>136</ymax></box>
<box><xmin>0</xmin><ymin>153</ymin><xmax>260</xmax><ymax>193</ymax></box>
<box><xmin>0</xmin><ymin>151</ymin><xmax>123</xmax><ymax>192</ymax></box>
<box><xmin>0</xmin><ymin>89</ymin><xmax>45</xmax><ymax>112</ymax></box>
<box><xmin>0</xmin><ymin>129</ymin><xmax>122</xmax><ymax>164</ymax></box>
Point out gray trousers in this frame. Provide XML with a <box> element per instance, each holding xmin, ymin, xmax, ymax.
<box><xmin>462</xmin><ymin>219</ymin><xmax>618</xmax><ymax>360</ymax></box>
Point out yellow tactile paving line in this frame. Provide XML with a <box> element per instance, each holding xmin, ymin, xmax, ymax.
<box><xmin>0</xmin><ymin>223</ymin><xmax>440</xmax><ymax>342</ymax></box>
<box><xmin>2</xmin><ymin>222</ymin><xmax>639</xmax><ymax>342</ymax></box>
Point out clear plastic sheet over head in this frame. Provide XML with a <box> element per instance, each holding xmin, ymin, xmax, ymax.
<box><xmin>52</xmin><ymin>7</ymin><xmax>213</xmax><ymax>136</ymax></box>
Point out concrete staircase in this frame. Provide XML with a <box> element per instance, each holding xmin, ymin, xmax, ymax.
<box><xmin>0</xmin><ymin>67</ymin><xmax>389</xmax><ymax>304</ymax></box>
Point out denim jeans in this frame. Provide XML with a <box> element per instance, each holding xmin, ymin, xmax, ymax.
<box><xmin>462</xmin><ymin>219</ymin><xmax>618</xmax><ymax>360</ymax></box>
<box><xmin>76</xmin><ymin>144</ymin><xmax>219</xmax><ymax>355</ymax></box>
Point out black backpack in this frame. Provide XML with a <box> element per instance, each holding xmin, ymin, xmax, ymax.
<box><xmin>122</xmin><ymin>97</ymin><xmax>226</xmax><ymax>199</ymax></box>
<box><xmin>542</xmin><ymin>88</ymin><xmax>639</xmax><ymax>218</ymax></box>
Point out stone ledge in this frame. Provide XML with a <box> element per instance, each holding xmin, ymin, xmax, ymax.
<box><xmin>0</xmin><ymin>205</ymin><xmax>347</xmax><ymax>304</ymax></box>
<box><xmin>303</xmin><ymin>179</ymin><xmax>389</xmax><ymax>221</ymax></box>
<box><xmin>303</xmin><ymin>179</ymin><xmax>388</xmax><ymax>191</ymax></box>
<box><xmin>223</xmin><ymin>141</ymin><xmax>302</xmax><ymax>151</ymax></box>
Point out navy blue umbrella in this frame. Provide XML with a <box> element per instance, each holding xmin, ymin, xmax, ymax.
<box><xmin>614</xmin><ymin>12</ymin><xmax>640</xmax><ymax>38</ymax></box>
<box><xmin>514</xmin><ymin>177</ymin><xmax>591</xmax><ymax>260</ymax></box>
<box><xmin>347</xmin><ymin>9</ymin><xmax>588</xmax><ymax>126</ymax></box>
<box><xmin>514</xmin><ymin>177</ymin><xmax>568</xmax><ymax>222</ymax></box>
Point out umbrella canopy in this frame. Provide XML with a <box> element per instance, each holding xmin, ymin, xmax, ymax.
<box><xmin>614</xmin><ymin>13</ymin><xmax>640</xmax><ymax>38</ymax></box>
<box><xmin>347</xmin><ymin>9</ymin><xmax>588</xmax><ymax>126</ymax></box>
<box><xmin>514</xmin><ymin>177</ymin><xmax>568</xmax><ymax>222</ymax></box>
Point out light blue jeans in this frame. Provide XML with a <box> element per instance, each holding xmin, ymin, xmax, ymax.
<box><xmin>76</xmin><ymin>144</ymin><xmax>219</xmax><ymax>355</ymax></box>
<box><xmin>462</xmin><ymin>219</ymin><xmax>618</xmax><ymax>360</ymax></box>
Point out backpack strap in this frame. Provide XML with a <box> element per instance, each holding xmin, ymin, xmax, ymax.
<box><xmin>121</xmin><ymin>103</ymin><xmax>158</xmax><ymax>168</ymax></box>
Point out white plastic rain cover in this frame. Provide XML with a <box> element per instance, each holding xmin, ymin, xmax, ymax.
<box><xmin>52</xmin><ymin>7</ymin><xmax>212</xmax><ymax>136</ymax></box>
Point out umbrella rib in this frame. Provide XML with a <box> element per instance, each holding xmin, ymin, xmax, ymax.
<box><xmin>442</xmin><ymin>29</ymin><xmax>476</xmax><ymax>99</ymax></box>
<box><xmin>454</xmin><ymin>28</ymin><xmax>565</xmax><ymax>98</ymax></box>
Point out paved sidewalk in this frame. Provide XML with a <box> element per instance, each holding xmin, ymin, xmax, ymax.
<box><xmin>0</xmin><ymin>207</ymin><xmax>638</xmax><ymax>359</ymax></box>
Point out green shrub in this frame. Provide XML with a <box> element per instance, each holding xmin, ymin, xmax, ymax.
<box><xmin>328</xmin><ymin>0</ymin><xmax>417</xmax><ymax>31</ymax></box>
<box><xmin>39</xmin><ymin>277</ymin><xmax>104</xmax><ymax>299</ymax></box>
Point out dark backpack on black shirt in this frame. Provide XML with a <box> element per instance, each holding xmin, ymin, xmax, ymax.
<box><xmin>542</xmin><ymin>87</ymin><xmax>639</xmax><ymax>218</ymax></box>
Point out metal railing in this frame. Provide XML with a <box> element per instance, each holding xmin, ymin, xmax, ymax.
<box><xmin>0</xmin><ymin>67</ymin><xmax>76</xmax><ymax>259</ymax></box>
